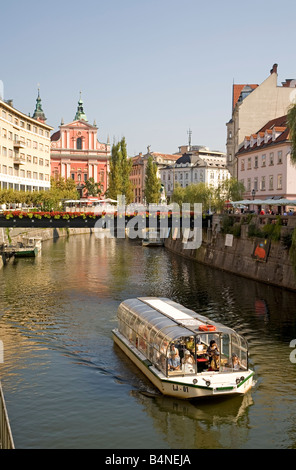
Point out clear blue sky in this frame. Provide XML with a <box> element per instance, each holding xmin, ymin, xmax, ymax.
<box><xmin>1</xmin><ymin>0</ymin><xmax>296</xmax><ymax>156</ymax></box>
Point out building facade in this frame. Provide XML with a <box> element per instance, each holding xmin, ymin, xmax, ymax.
<box><xmin>237</xmin><ymin>115</ymin><xmax>296</xmax><ymax>203</ymax></box>
<box><xmin>0</xmin><ymin>91</ymin><xmax>53</xmax><ymax>191</ymax></box>
<box><xmin>226</xmin><ymin>64</ymin><xmax>296</xmax><ymax>178</ymax></box>
<box><xmin>160</xmin><ymin>146</ymin><xmax>230</xmax><ymax>200</ymax></box>
<box><xmin>130</xmin><ymin>150</ymin><xmax>178</xmax><ymax>203</ymax></box>
<box><xmin>50</xmin><ymin>95</ymin><xmax>110</xmax><ymax>197</ymax></box>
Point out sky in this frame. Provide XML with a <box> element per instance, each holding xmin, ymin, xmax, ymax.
<box><xmin>1</xmin><ymin>0</ymin><xmax>296</xmax><ymax>157</ymax></box>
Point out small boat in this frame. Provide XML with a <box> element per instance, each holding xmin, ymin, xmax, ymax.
<box><xmin>2</xmin><ymin>237</ymin><xmax>42</xmax><ymax>258</ymax></box>
<box><xmin>112</xmin><ymin>297</ymin><xmax>254</xmax><ymax>399</ymax></box>
<box><xmin>142</xmin><ymin>230</ymin><xmax>164</xmax><ymax>247</ymax></box>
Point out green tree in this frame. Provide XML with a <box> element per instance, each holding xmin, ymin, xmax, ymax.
<box><xmin>287</xmin><ymin>103</ymin><xmax>296</xmax><ymax>164</ymax></box>
<box><xmin>214</xmin><ymin>177</ymin><xmax>245</xmax><ymax>212</ymax></box>
<box><xmin>83</xmin><ymin>177</ymin><xmax>102</xmax><ymax>197</ymax></box>
<box><xmin>144</xmin><ymin>156</ymin><xmax>161</xmax><ymax>204</ymax></box>
<box><xmin>107</xmin><ymin>137</ymin><xmax>133</xmax><ymax>203</ymax></box>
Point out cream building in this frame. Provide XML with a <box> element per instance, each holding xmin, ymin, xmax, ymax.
<box><xmin>160</xmin><ymin>146</ymin><xmax>230</xmax><ymax>200</ymax></box>
<box><xmin>0</xmin><ymin>91</ymin><xmax>53</xmax><ymax>191</ymax></box>
<box><xmin>226</xmin><ymin>64</ymin><xmax>296</xmax><ymax>178</ymax></box>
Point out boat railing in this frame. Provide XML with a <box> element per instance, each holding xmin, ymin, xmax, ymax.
<box><xmin>0</xmin><ymin>381</ymin><xmax>15</xmax><ymax>449</ymax></box>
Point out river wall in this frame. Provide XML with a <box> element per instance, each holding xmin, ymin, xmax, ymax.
<box><xmin>165</xmin><ymin>216</ymin><xmax>296</xmax><ymax>291</ymax></box>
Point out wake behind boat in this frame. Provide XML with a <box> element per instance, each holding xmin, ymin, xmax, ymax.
<box><xmin>112</xmin><ymin>297</ymin><xmax>254</xmax><ymax>399</ymax></box>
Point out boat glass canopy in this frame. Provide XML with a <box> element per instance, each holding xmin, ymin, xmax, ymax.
<box><xmin>117</xmin><ymin>297</ymin><xmax>248</xmax><ymax>376</ymax></box>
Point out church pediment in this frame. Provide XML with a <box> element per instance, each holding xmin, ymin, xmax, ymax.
<box><xmin>61</xmin><ymin>120</ymin><xmax>97</xmax><ymax>130</ymax></box>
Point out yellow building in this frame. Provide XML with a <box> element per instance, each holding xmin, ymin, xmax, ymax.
<box><xmin>0</xmin><ymin>90</ymin><xmax>53</xmax><ymax>191</ymax></box>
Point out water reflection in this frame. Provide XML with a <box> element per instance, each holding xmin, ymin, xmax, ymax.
<box><xmin>0</xmin><ymin>235</ymin><xmax>296</xmax><ymax>448</ymax></box>
<box><xmin>130</xmin><ymin>391</ymin><xmax>253</xmax><ymax>449</ymax></box>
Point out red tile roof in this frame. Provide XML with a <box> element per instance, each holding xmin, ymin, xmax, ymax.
<box><xmin>233</xmin><ymin>84</ymin><xmax>258</xmax><ymax>109</ymax></box>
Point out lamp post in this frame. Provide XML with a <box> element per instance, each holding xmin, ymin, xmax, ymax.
<box><xmin>252</xmin><ymin>189</ymin><xmax>256</xmax><ymax>200</ymax></box>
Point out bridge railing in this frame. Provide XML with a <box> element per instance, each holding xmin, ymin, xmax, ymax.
<box><xmin>0</xmin><ymin>381</ymin><xmax>15</xmax><ymax>449</ymax></box>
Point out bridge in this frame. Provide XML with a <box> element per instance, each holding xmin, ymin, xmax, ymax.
<box><xmin>0</xmin><ymin>210</ymin><xmax>211</xmax><ymax>229</ymax></box>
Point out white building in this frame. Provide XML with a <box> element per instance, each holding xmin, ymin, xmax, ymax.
<box><xmin>0</xmin><ymin>90</ymin><xmax>53</xmax><ymax>191</ymax></box>
<box><xmin>160</xmin><ymin>146</ymin><xmax>230</xmax><ymax>199</ymax></box>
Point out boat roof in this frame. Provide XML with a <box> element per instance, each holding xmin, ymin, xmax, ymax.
<box><xmin>120</xmin><ymin>297</ymin><xmax>238</xmax><ymax>338</ymax></box>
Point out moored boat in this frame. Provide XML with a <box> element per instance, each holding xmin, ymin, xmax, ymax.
<box><xmin>142</xmin><ymin>229</ymin><xmax>164</xmax><ymax>247</ymax></box>
<box><xmin>112</xmin><ymin>297</ymin><xmax>254</xmax><ymax>399</ymax></box>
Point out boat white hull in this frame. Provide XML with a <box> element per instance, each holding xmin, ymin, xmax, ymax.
<box><xmin>112</xmin><ymin>329</ymin><xmax>254</xmax><ymax>400</ymax></box>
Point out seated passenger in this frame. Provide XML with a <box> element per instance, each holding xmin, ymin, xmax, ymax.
<box><xmin>182</xmin><ymin>349</ymin><xmax>194</xmax><ymax>365</ymax></box>
<box><xmin>169</xmin><ymin>343</ymin><xmax>179</xmax><ymax>357</ymax></box>
<box><xmin>168</xmin><ymin>351</ymin><xmax>180</xmax><ymax>371</ymax></box>
<box><xmin>231</xmin><ymin>353</ymin><xmax>241</xmax><ymax>370</ymax></box>
<box><xmin>207</xmin><ymin>340</ymin><xmax>220</xmax><ymax>370</ymax></box>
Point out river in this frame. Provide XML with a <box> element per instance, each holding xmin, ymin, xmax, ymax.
<box><xmin>0</xmin><ymin>233</ymin><xmax>296</xmax><ymax>449</ymax></box>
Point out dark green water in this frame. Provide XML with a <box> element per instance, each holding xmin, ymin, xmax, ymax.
<box><xmin>0</xmin><ymin>234</ymin><xmax>296</xmax><ymax>449</ymax></box>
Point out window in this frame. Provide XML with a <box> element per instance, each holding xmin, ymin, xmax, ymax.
<box><xmin>277</xmin><ymin>174</ymin><xmax>282</xmax><ymax>190</ymax></box>
<box><xmin>278</xmin><ymin>151</ymin><xmax>282</xmax><ymax>164</ymax></box>
<box><xmin>261</xmin><ymin>176</ymin><xmax>265</xmax><ymax>190</ymax></box>
<box><xmin>247</xmin><ymin>157</ymin><xmax>251</xmax><ymax>169</ymax></box>
<box><xmin>241</xmin><ymin>159</ymin><xmax>245</xmax><ymax>171</ymax></box>
<box><xmin>254</xmin><ymin>177</ymin><xmax>258</xmax><ymax>191</ymax></box>
<box><xmin>254</xmin><ymin>156</ymin><xmax>258</xmax><ymax>168</ymax></box>
<box><xmin>269</xmin><ymin>152</ymin><xmax>274</xmax><ymax>165</ymax></box>
<box><xmin>269</xmin><ymin>175</ymin><xmax>273</xmax><ymax>190</ymax></box>
<box><xmin>262</xmin><ymin>155</ymin><xmax>266</xmax><ymax>167</ymax></box>
<box><xmin>77</xmin><ymin>137</ymin><xmax>82</xmax><ymax>149</ymax></box>
<box><xmin>247</xmin><ymin>178</ymin><xmax>251</xmax><ymax>191</ymax></box>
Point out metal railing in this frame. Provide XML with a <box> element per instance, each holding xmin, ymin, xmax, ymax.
<box><xmin>0</xmin><ymin>381</ymin><xmax>15</xmax><ymax>449</ymax></box>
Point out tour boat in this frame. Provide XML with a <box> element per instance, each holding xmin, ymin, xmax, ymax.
<box><xmin>112</xmin><ymin>297</ymin><xmax>254</xmax><ymax>399</ymax></box>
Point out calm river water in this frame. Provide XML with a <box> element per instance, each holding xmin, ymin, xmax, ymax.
<box><xmin>0</xmin><ymin>233</ymin><xmax>296</xmax><ymax>449</ymax></box>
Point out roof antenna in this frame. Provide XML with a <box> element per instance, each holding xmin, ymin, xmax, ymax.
<box><xmin>187</xmin><ymin>128</ymin><xmax>192</xmax><ymax>149</ymax></box>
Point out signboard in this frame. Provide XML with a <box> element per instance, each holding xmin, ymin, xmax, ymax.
<box><xmin>225</xmin><ymin>233</ymin><xmax>233</xmax><ymax>247</ymax></box>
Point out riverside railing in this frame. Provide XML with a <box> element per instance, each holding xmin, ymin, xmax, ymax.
<box><xmin>0</xmin><ymin>381</ymin><xmax>14</xmax><ymax>449</ymax></box>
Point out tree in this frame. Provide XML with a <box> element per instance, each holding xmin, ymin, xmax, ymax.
<box><xmin>287</xmin><ymin>103</ymin><xmax>296</xmax><ymax>164</ymax></box>
<box><xmin>107</xmin><ymin>137</ymin><xmax>134</xmax><ymax>203</ymax></box>
<box><xmin>83</xmin><ymin>178</ymin><xmax>102</xmax><ymax>197</ymax></box>
<box><xmin>144</xmin><ymin>156</ymin><xmax>161</xmax><ymax>204</ymax></box>
<box><xmin>214</xmin><ymin>177</ymin><xmax>245</xmax><ymax>212</ymax></box>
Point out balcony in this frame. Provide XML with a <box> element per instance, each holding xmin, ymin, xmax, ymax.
<box><xmin>13</xmin><ymin>140</ymin><xmax>25</xmax><ymax>149</ymax></box>
<box><xmin>13</xmin><ymin>157</ymin><xmax>26</xmax><ymax>165</ymax></box>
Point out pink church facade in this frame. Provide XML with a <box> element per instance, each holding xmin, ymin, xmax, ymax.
<box><xmin>50</xmin><ymin>95</ymin><xmax>110</xmax><ymax>196</ymax></box>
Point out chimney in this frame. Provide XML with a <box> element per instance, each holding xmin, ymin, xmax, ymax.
<box><xmin>270</xmin><ymin>63</ymin><xmax>278</xmax><ymax>74</ymax></box>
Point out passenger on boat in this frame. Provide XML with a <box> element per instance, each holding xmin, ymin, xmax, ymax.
<box><xmin>207</xmin><ymin>340</ymin><xmax>220</xmax><ymax>370</ymax></box>
<box><xmin>168</xmin><ymin>351</ymin><xmax>180</xmax><ymax>371</ymax></box>
<box><xmin>185</xmin><ymin>337</ymin><xmax>195</xmax><ymax>352</ymax></box>
<box><xmin>182</xmin><ymin>350</ymin><xmax>194</xmax><ymax>365</ymax></box>
<box><xmin>182</xmin><ymin>350</ymin><xmax>195</xmax><ymax>373</ymax></box>
<box><xmin>169</xmin><ymin>343</ymin><xmax>179</xmax><ymax>357</ymax></box>
<box><xmin>231</xmin><ymin>353</ymin><xmax>241</xmax><ymax>370</ymax></box>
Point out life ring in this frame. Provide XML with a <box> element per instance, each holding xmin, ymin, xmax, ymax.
<box><xmin>198</xmin><ymin>324</ymin><xmax>216</xmax><ymax>332</ymax></box>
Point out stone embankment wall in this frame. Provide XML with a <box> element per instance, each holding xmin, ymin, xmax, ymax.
<box><xmin>165</xmin><ymin>215</ymin><xmax>296</xmax><ymax>291</ymax></box>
